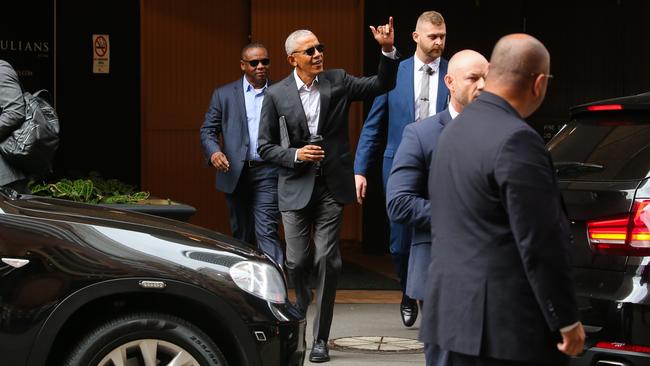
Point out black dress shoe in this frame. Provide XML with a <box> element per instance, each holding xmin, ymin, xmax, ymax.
<box><xmin>309</xmin><ymin>339</ymin><xmax>330</xmax><ymax>363</ymax></box>
<box><xmin>400</xmin><ymin>294</ymin><xmax>418</xmax><ymax>327</ymax></box>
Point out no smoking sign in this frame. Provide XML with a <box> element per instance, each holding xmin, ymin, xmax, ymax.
<box><xmin>92</xmin><ymin>34</ymin><xmax>110</xmax><ymax>74</ymax></box>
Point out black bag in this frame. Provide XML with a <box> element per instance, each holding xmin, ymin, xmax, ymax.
<box><xmin>0</xmin><ymin>90</ymin><xmax>60</xmax><ymax>176</ymax></box>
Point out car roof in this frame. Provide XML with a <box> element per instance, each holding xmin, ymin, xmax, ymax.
<box><xmin>570</xmin><ymin>91</ymin><xmax>650</xmax><ymax>117</ymax></box>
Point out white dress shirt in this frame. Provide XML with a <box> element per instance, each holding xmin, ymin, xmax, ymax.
<box><xmin>448</xmin><ymin>101</ymin><xmax>459</xmax><ymax>119</ymax></box>
<box><xmin>413</xmin><ymin>55</ymin><xmax>441</xmax><ymax>119</ymax></box>
<box><xmin>292</xmin><ymin>47</ymin><xmax>398</xmax><ymax>161</ymax></box>
<box><xmin>294</xmin><ymin>69</ymin><xmax>321</xmax><ymax>137</ymax></box>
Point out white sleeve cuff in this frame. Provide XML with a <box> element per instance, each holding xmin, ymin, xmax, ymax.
<box><xmin>381</xmin><ymin>47</ymin><xmax>397</xmax><ymax>59</ymax></box>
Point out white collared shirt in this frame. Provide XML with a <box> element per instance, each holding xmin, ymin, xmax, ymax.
<box><xmin>413</xmin><ymin>55</ymin><xmax>441</xmax><ymax>119</ymax></box>
<box><xmin>448</xmin><ymin>101</ymin><xmax>459</xmax><ymax>120</ymax></box>
<box><xmin>294</xmin><ymin>69</ymin><xmax>320</xmax><ymax>136</ymax></box>
<box><xmin>292</xmin><ymin>48</ymin><xmax>398</xmax><ymax>161</ymax></box>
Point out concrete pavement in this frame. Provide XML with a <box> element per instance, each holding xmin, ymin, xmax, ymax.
<box><xmin>304</xmin><ymin>303</ymin><xmax>426</xmax><ymax>365</ymax></box>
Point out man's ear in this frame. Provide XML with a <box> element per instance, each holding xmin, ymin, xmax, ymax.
<box><xmin>412</xmin><ymin>31</ymin><xmax>419</xmax><ymax>44</ymax></box>
<box><xmin>444</xmin><ymin>74</ymin><xmax>454</xmax><ymax>91</ymax></box>
<box><xmin>532</xmin><ymin>73</ymin><xmax>545</xmax><ymax>97</ymax></box>
<box><xmin>240</xmin><ymin>61</ymin><xmax>246</xmax><ymax>72</ymax></box>
<box><xmin>287</xmin><ymin>55</ymin><xmax>297</xmax><ymax>67</ymax></box>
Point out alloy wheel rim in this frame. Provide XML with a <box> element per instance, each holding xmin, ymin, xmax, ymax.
<box><xmin>97</xmin><ymin>338</ymin><xmax>200</xmax><ymax>366</ymax></box>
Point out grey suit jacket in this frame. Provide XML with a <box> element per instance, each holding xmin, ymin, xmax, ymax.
<box><xmin>0</xmin><ymin>60</ymin><xmax>26</xmax><ymax>186</ymax></box>
<box><xmin>386</xmin><ymin>109</ymin><xmax>452</xmax><ymax>299</ymax></box>
<box><xmin>200</xmin><ymin>77</ymin><xmax>267</xmax><ymax>194</ymax></box>
<box><xmin>258</xmin><ymin>54</ymin><xmax>399</xmax><ymax>211</ymax></box>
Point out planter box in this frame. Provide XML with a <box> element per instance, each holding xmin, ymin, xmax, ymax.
<box><xmin>100</xmin><ymin>198</ymin><xmax>196</xmax><ymax>222</ymax></box>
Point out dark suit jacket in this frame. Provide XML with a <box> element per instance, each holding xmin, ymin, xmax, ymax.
<box><xmin>421</xmin><ymin>92</ymin><xmax>579</xmax><ymax>365</ymax></box>
<box><xmin>200</xmin><ymin>77</ymin><xmax>268</xmax><ymax>194</ymax></box>
<box><xmin>354</xmin><ymin>56</ymin><xmax>449</xmax><ymax>184</ymax></box>
<box><xmin>258</xmin><ymin>55</ymin><xmax>399</xmax><ymax>211</ymax></box>
<box><xmin>385</xmin><ymin>109</ymin><xmax>452</xmax><ymax>300</ymax></box>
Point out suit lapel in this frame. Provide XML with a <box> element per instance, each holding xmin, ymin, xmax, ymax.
<box><xmin>401</xmin><ymin>57</ymin><xmax>415</xmax><ymax>123</ymax></box>
<box><xmin>439</xmin><ymin>108</ymin><xmax>452</xmax><ymax>127</ymax></box>
<box><xmin>436</xmin><ymin>59</ymin><xmax>449</xmax><ymax>112</ymax></box>
<box><xmin>282</xmin><ymin>75</ymin><xmax>310</xmax><ymax>138</ymax></box>
<box><xmin>234</xmin><ymin>81</ymin><xmax>250</xmax><ymax>144</ymax></box>
<box><xmin>316</xmin><ymin>76</ymin><xmax>331</xmax><ymax>135</ymax></box>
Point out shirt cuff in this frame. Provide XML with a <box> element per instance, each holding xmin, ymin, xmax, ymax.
<box><xmin>294</xmin><ymin>149</ymin><xmax>300</xmax><ymax>162</ymax></box>
<box><xmin>560</xmin><ymin>321</ymin><xmax>580</xmax><ymax>333</ymax></box>
<box><xmin>382</xmin><ymin>47</ymin><xmax>397</xmax><ymax>60</ymax></box>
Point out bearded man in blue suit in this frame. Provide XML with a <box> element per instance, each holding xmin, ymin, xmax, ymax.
<box><xmin>354</xmin><ymin>10</ymin><xmax>449</xmax><ymax>326</ymax></box>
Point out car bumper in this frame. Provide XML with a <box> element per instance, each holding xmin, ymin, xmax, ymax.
<box><xmin>248</xmin><ymin>318</ymin><xmax>306</xmax><ymax>366</ymax></box>
<box><xmin>571</xmin><ymin>347</ymin><xmax>650</xmax><ymax>366</ymax></box>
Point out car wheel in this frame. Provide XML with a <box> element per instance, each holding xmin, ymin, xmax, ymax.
<box><xmin>64</xmin><ymin>312</ymin><xmax>228</xmax><ymax>366</ymax></box>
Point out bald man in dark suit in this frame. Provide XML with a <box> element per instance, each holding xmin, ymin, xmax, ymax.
<box><xmin>421</xmin><ymin>34</ymin><xmax>585</xmax><ymax>365</ymax></box>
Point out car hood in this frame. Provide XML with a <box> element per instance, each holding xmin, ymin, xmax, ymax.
<box><xmin>0</xmin><ymin>193</ymin><xmax>262</xmax><ymax>260</ymax></box>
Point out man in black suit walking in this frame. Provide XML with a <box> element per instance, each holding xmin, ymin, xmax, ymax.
<box><xmin>421</xmin><ymin>34</ymin><xmax>585</xmax><ymax>365</ymax></box>
<box><xmin>258</xmin><ymin>19</ymin><xmax>399</xmax><ymax>363</ymax></box>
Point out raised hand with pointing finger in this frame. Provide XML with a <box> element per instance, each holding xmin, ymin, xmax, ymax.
<box><xmin>370</xmin><ymin>16</ymin><xmax>395</xmax><ymax>52</ymax></box>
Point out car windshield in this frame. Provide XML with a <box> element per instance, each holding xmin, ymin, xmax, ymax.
<box><xmin>547</xmin><ymin>112</ymin><xmax>650</xmax><ymax>180</ymax></box>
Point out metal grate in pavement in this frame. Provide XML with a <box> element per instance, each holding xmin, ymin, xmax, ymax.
<box><xmin>329</xmin><ymin>336</ymin><xmax>424</xmax><ymax>354</ymax></box>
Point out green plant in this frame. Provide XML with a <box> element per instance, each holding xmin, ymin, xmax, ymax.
<box><xmin>29</xmin><ymin>173</ymin><xmax>150</xmax><ymax>204</ymax></box>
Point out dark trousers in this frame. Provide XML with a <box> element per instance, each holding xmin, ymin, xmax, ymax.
<box><xmin>282</xmin><ymin>178</ymin><xmax>343</xmax><ymax>342</ymax></box>
<box><xmin>425</xmin><ymin>343</ymin><xmax>449</xmax><ymax>366</ymax></box>
<box><xmin>382</xmin><ymin>156</ymin><xmax>411</xmax><ymax>291</ymax></box>
<box><xmin>224</xmin><ymin>163</ymin><xmax>283</xmax><ymax>266</ymax></box>
<box><xmin>445</xmin><ymin>351</ymin><xmax>556</xmax><ymax>366</ymax></box>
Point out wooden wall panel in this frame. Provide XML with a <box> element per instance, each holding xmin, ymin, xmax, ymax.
<box><xmin>141</xmin><ymin>0</ymin><xmax>248</xmax><ymax>232</ymax></box>
<box><xmin>251</xmin><ymin>0</ymin><xmax>365</xmax><ymax>241</ymax></box>
<box><xmin>141</xmin><ymin>0</ymin><xmax>367</xmax><ymax>242</ymax></box>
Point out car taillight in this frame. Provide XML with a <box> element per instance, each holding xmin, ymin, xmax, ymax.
<box><xmin>587</xmin><ymin>199</ymin><xmax>650</xmax><ymax>256</ymax></box>
<box><xmin>595</xmin><ymin>341</ymin><xmax>650</xmax><ymax>354</ymax></box>
<box><xmin>587</xmin><ymin>104</ymin><xmax>623</xmax><ymax>111</ymax></box>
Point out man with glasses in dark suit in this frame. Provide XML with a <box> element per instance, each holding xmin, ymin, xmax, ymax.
<box><xmin>258</xmin><ymin>19</ymin><xmax>399</xmax><ymax>363</ymax></box>
<box><xmin>200</xmin><ymin>43</ymin><xmax>283</xmax><ymax>267</ymax></box>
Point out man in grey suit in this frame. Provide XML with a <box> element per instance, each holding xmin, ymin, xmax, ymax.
<box><xmin>257</xmin><ymin>19</ymin><xmax>399</xmax><ymax>363</ymax></box>
<box><xmin>422</xmin><ymin>34</ymin><xmax>585</xmax><ymax>365</ymax></box>
<box><xmin>386</xmin><ymin>49</ymin><xmax>488</xmax><ymax>366</ymax></box>
<box><xmin>200</xmin><ymin>44</ymin><xmax>283</xmax><ymax>266</ymax></box>
<box><xmin>0</xmin><ymin>59</ymin><xmax>27</xmax><ymax>193</ymax></box>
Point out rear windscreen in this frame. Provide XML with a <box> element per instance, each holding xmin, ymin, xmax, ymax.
<box><xmin>547</xmin><ymin>112</ymin><xmax>650</xmax><ymax>180</ymax></box>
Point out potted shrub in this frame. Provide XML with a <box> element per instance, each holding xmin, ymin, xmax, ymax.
<box><xmin>29</xmin><ymin>173</ymin><xmax>196</xmax><ymax>222</ymax></box>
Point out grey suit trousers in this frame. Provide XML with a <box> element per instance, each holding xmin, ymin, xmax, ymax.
<box><xmin>282</xmin><ymin>177</ymin><xmax>343</xmax><ymax>342</ymax></box>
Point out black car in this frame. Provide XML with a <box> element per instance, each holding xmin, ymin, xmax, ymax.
<box><xmin>548</xmin><ymin>92</ymin><xmax>650</xmax><ymax>365</ymax></box>
<box><xmin>0</xmin><ymin>187</ymin><xmax>305</xmax><ymax>366</ymax></box>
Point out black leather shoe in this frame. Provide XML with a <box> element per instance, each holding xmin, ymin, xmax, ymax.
<box><xmin>400</xmin><ymin>294</ymin><xmax>418</xmax><ymax>327</ymax></box>
<box><xmin>309</xmin><ymin>339</ymin><xmax>330</xmax><ymax>363</ymax></box>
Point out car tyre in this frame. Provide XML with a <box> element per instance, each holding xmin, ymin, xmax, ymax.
<box><xmin>64</xmin><ymin>312</ymin><xmax>228</xmax><ymax>366</ymax></box>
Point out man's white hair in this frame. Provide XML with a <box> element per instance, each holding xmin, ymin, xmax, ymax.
<box><xmin>285</xmin><ymin>29</ymin><xmax>314</xmax><ymax>56</ymax></box>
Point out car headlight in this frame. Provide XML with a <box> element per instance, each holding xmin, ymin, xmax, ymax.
<box><xmin>229</xmin><ymin>261</ymin><xmax>286</xmax><ymax>304</ymax></box>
